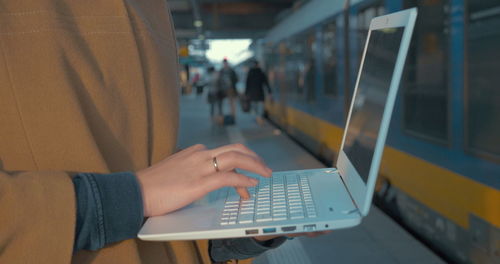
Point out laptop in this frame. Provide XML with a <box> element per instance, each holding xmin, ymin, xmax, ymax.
<box><xmin>138</xmin><ymin>8</ymin><xmax>417</xmax><ymax>241</ymax></box>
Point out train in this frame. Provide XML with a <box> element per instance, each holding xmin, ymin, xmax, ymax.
<box><xmin>253</xmin><ymin>0</ymin><xmax>500</xmax><ymax>263</ymax></box>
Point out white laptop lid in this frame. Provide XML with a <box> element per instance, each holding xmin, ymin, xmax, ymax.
<box><xmin>336</xmin><ymin>8</ymin><xmax>417</xmax><ymax>216</ymax></box>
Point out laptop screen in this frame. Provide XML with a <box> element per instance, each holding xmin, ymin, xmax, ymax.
<box><xmin>343</xmin><ymin>27</ymin><xmax>405</xmax><ymax>183</ymax></box>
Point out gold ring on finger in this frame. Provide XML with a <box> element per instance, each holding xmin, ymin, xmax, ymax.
<box><xmin>213</xmin><ymin>157</ymin><xmax>220</xmax><ymax>172</ymax></box>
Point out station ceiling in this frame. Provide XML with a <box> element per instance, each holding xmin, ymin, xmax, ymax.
<box><xmin>168</xmin><ymin>0</ymin><xmax>306</xmax><ymax>41</ymax></box>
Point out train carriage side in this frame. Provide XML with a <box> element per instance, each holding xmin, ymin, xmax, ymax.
<box><xmin>261</xmin><ymin>1</ymin><xmax>500</xmax><ymax>263</ymax></box>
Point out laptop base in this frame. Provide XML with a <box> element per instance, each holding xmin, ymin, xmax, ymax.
<box><xmin>139</xmin><ymin>168</ymin><xmax>361</xmax><ymax>241</ymax></box>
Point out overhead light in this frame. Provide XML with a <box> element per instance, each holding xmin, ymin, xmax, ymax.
<box><xmin>194</xmin><ymin>20</ymin><xmax>203</xmax><ymax>28</ymax></box>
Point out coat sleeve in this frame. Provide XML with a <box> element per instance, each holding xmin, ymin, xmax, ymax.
<box><xmin>73</xmin><ymin>172</ymin><xmax>144</xmax><ymax>251</ymax></box>
<box><xmin>262</xmin><ymin>71</ymin><xmax>271</xmax><ymax>94</ymax></box>
<box><xmin>245</xmin><ymin>71</ymin><xmax>251</xmax><ymax>95</ymax></box>
<box><xmin>0</xmin><ymin>170</ymin><xmax>76</xmax><ymax>263</ymax></box>
<box><xmin>231</xmin><ymin>70</ymin><xmax>239</xmax><ymax>88</ymax></box>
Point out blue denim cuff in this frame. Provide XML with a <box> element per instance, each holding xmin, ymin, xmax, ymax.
<box><xmin>73</xmin><ymin>172</ymin><xmax>144</xmax><ymax>251</ymax></box>
<box><xmin>210</xmin><ymin>237</ymin><xmax>287</xmax><ymax>262</ymax></box>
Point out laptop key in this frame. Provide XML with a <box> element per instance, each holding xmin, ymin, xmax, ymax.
<box><xmin>290</xmin><ymin>214</ymin><xmax>304</xmax><ymax>220</ymax></box>
<box><xmin>238</xmin><ymin>215</ymin><xmax>254</xmax><ymax>224</ymax></box>
<box><xmin>256</xmin><ymin>217</ymin><xmax>273</xmax><ymax>222</ymax></box>
<box><xmin>220</xmin><ymin>171</ymin><xmax>322</xmax><ymax>226</ymax></box>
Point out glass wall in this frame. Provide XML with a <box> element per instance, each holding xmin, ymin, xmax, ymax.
<box><xmin>323</xmin><ymin>21</ymin><xmax>338</xmax><ymax>96</ymax></box>
<box><xmin>466</xmin><ymin>0</ymin><xmax>500</xmax><ymax>161</ymax></box>
<box><xmin>403</xmin><ymin>0</ymin><xmax>450</xmax><ymax>143</ymax></box>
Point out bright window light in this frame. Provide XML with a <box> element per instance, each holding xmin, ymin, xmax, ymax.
<box><xmin>205</xmin><ymin>39</ymin><xmax>253</xmax><ymax>65</ymax></box>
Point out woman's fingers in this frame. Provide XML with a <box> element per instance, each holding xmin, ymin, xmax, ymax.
<box><xmin>203</xmin><ymin>171</ymin><xmax>258</xmax><ymax>193</ymax></box>
<box><xmin>137</xmin><ymin>142</ymin><xmax>273</xmax><ymax>217</ymax></box>
<box><xmin>305</xmin><ymin>231</ymin><xmax>332</xmax><ymax>237</ymax></box>
<box><xmin>215</xmin><ymin>151</ymin><xmax>272</xmax><ymax>178</ymax></box>
<box><xmin>210</xmin><ymin>143</ymin><xmax>261</xmax><ymax>161</ymax></box>
<box><xmin>236</xmin><ymin>187</ymin><xmax>251</xmax><ymax>200</ymax></box>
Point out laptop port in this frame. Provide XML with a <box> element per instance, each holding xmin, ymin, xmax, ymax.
<box><xmin>245</xmin><ymin>229</ymin><xmax>259</xmax><ymax>235</ymax></box>
<box><xmin>281</xmin><ymin>226</ymin><xmax>296</xmax><ymax>232</ymax></box>
<box><xmin>303</xmin><ymin>224</ymin><xmax>316</xmax><ymax>231</ymax></box>
<box><xmin>263</xmin><ymin>228</ymin><xmax>276</xmax><ymax>234</ymax></box>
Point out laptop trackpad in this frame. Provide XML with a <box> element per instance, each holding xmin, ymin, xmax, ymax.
<box><xmin>308</xmin><ymin>172</ymin><xmax>358</xmax><ymax>216</ymax></box>
<box><xmin>139</xmin><ymin>190</ymin><xmax>225</xmax><ymax>238</ymax></box>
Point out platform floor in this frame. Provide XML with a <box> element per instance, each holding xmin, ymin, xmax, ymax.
<box><xmin>178</xmin><ymin>94</ymin><xmax>446</xmax><ymax>264</ymax></box>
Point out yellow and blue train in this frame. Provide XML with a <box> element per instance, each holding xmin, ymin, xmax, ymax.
<box><xmin>257</xmin><ymin>0</ymin><xmax>499</xmax><ymax>263</ymax></box>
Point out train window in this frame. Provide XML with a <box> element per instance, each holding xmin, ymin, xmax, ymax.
<box><xmin>403</xmin><ymin>0</ymin><xmax>450</xmax><ymax>143</ymax></box>
<box><xmin>466</xmin><ymin>0</ymin><xmax>500</xmax><ymax>161</ymax></box>
<box><xmin>357</xmin><ymin>2</ymin><xmax>385</xmax><ymax>65</ymax></box>
<box><xmin>277</xmin><ymin>42</ymin><xmax>288</xmax><ymax>94</ymax></box>
<box><xmin>287</xmin><ymin>29</ymin><xmax>316</xmax><ymax>102</ymax></box>
<box><xmin>305</xmin><ymin>30</ymin><xmax>317</xmax><ymax>102</ymax></box>
<box><xmin>323</xmin><ymin>21</ymin><xmax>337</xmax><ymax>96</ymax></box>
<box><xmin>285</xmin><ymin>36</ymin><xmax>303</xmax><ymax>97</ymax></box>
<box><xmin>264</xmin><ymin>44</ymin><xmax>280</xmax><ymax>95</ymax></box>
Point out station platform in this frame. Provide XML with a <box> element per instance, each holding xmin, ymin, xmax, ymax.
<box><xmin>178</xmin><ymin>94</ymin><xmax>446</xmax><ymax>264</ymax></box>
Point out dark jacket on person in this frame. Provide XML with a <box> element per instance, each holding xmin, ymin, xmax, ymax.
<box><xmin>217</xmin><ymin>67</ymin><xmax>238</xmax><ymax>95</ymax></box>
<box><xmin>245</xmin><ymin>67</ymin><xmax>271</xmax><ymax>101</ymax></box>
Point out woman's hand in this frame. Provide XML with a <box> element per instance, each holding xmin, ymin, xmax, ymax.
<box><xmin>136</xmin><ymin>143</ymin><xmax>272</xmax><ymax>217</ymax></box>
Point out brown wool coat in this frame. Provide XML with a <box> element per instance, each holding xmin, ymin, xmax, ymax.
<box><xmin>0</xmin><ymin>1</ymin><xmax>233</xmax><ymax>263</ymax></box>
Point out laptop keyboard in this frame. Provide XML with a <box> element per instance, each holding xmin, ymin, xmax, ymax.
<box><xmin>220</xmin><ymin>174</ymin><xmax>317</xmax><ymax>225</ymax></box>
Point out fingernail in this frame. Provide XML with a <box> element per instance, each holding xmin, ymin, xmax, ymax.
<box><xmin>250</xmin><ymin>178</ymin><xmax>258</xmax><ymax>185</ymax></box>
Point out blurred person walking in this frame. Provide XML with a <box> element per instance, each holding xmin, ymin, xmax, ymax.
<box><xmin>217</xmin><ymin>59</ymin><xmax>238</xmax><ymax>124</ymax></box>
<box><xmin>205</xmin><ymin>66</ymin><xmax>223</xmax><ymax>120</ymax></box>
<box><xmin>191</xmin><ymin>71</ymin><xmax>203</xmax><ymax>96</ymax></box>
<box><xmin>245</xmin><ymin>60</ymin><xmax>272</xmax><ymax>125</ymax></box>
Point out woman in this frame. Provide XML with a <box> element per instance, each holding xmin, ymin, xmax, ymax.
<box><xmin>0</xmin><ymin>1</ymin><xmax>283</xmax><ymax>263</ymax></box>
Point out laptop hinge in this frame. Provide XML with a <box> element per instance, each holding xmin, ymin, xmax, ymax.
<box><xmin>338</xmin><ymin>173</ymin><xmax>360</xmax><ymax>213</ymax></box>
